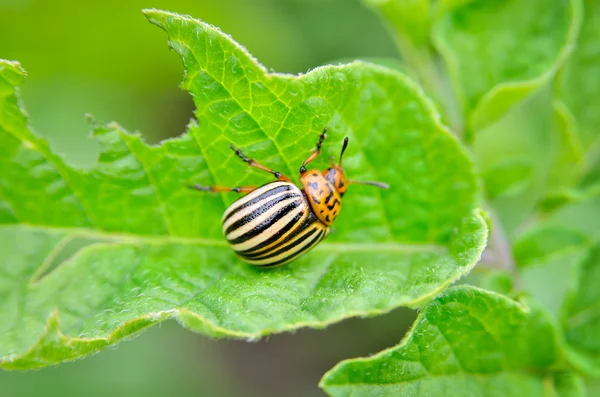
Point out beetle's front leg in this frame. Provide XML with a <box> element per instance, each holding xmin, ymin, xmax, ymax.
<box><xmin>299</xmin><ymin>127</ymin><xmax>328</xmax><ymax>174</ymax></box>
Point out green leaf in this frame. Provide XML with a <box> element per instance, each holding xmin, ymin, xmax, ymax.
<box><xmin>438</xmin><ymin>0</ymin><xmax>582</xmax><ymax>237</ymax></box>
<box><xmin>433</xmin><ymin>0</ymin><xmax>582</xmax><ymax>132</ymax></box>
<box><xmin>557</xmin><ymin>0</ymin><xmax>600</xmax><ymax>152</ymax></box>
<box><xmin>552</xmin><ymin>372</ymin><xmax>586</xmax><ymax>397</ymax></box>
<box><xmin>512</xmin><ymin>192</ymin><xmax>600</xmax><ymax>375</ymax></box>
<box><xmin>562</xmin><ymin>242</ymin><xmax>600</xmax><ymax>376</ymax></box>
<box><xmin>546</xmin><ymin>0</ymin><xmax>600</xmax><ymax>203</ymax></box>
<box><xmin>364</xmin><ymin>0</ymin><xmax>433</xmax><ymax>90</ymax></box>
<box><xmin>474</xmin><ymin>84</ymin><xmax>556</xmax><ymax>235</ymax></box>
<box><xmin>515</xmin><ymin>194</ymin><xmax>600</xmax><ymax>316</ymax></box>
<box><xmin>369</xmin><ymin>0</ymin><xmax>584</xmax><ymax>234</ymax></box>
<box><xmin>544</xmin><ymin>101</ymin><xmax>587</xmax><ymax>195</ymax></box>
<box><xmin>321</xmin><ymin>286</ymin><xmax>572</xmax><ymax>397</ymax></box>
<box><xmin>0</xmin><ymin>9</ymin><xmax>487</xmax><ymax>369</ymax></box>
<box><xmin>515</xmin><ymin>194</ymin><xmax>600</xmax><ymax>266</ymax></box>
<box><xmin>538</xmin><ymin>99</ymin><xmax>586</xmax><ymax>196</ymax></box>
<box><xmin>364</xmin><ymin>0</ymin><xmax>464</xmax><ymax>131</ymax></box>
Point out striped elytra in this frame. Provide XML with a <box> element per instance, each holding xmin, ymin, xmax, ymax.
<box><xmin>222</xmin><ymin>181</ymin><xmax>328</xmax><ymax>267</ymax></box>
<box><xmin>189</xmin><ymin>128</ymin><xmax>389</xmax><ymax>267</ymax></box>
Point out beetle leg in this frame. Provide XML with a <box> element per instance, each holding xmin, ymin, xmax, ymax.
<box><xmin>300</xmin><ymin>127</ymin><xmax>327</xmax><ymax>174</ymax></box>
<box><xmin>229</xmin><ymin>144</ymin><xmax>291</xmax><ymax>182</ymax></box>
<box><xmin>188</xmin><ymin>184</ymin><xmax>257</xmax><ymax>194</ymax></box>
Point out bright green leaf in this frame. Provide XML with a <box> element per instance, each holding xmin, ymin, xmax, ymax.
<box><xmin>321</xmin><ymin>286</ymin><xmax>570</xmax><ymax>397</ymax></box>
<box><xmin>545</xmin><ymin>101</ymin><xmax>587</xmax><ymax>194</ymax></box>
<box><xmin>365</xmin><ymin>0</ymin><xmax>431</xmax><ymax>51</ymax></box>
<box><xmin>0</xmin><ymin>9</ymin><xmax>487</xmax><ymax>369</ymax></box>
<box><xmin>374</xmin><ymin>0</ymin><xmax>583</xmax><ymax>235</ymax></box>
<box><xmin>512</xmin><ymin>192</ymin><xmax>600</xmax><ymax>376</ymax></box>
<box><xmin>364</xmin><ymin>0</ymin><xmax>433</xmax><ymax>88</ymax></box>
<box><xmin>514</xmin><ymin>227</ymin><xmax>590</xmax><ymax>269</ymax></box>
<box><xmin>563</xmin><ymin>242</ymin><xmax>600</xmax><ymax>376</ymax></box>
<box><xmin>544</xmin><ymin>0</ymin><xmax>600</xmax><ymax>207</ymax></box>
<box><xmin>439</xmin><ymin>0</ymin><xmax>582</xmax><ymax>241</ymax></box>
<box><xmin>365</xmin><ymin>0</ymin><xmax>586</xmax><ymax>230</ymax></box>
<box><xmin>515</xmin><ymin>194</ymin><xmax>600</xmax><ymax>316</ymax></box>
<box><xmin>515</xmin><ymin>195</ymin><xmax>600</xmax><ymax>265</ymax></box>
<box><xmin>433</xmin><ymin>0</ymin><xmax>581</xmax><ymax>132</ymax></box>
<box><xmin>557</xmin><ymin>0</ymin><xmax>600</xmax><ymax>152</ymax></box>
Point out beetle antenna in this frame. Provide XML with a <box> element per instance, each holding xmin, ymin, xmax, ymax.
<box><xmin>339</xmin><ymin>137</ymin><xmax>349</xmax><ymax>166</ymax></box>
<box><xmin>348</xmin><ymin>180</ymin><xmax>389</xmax><ymax>189</ymax></box>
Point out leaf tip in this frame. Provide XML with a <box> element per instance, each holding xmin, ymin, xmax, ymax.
<box><xmin>0</xmin><ymin>59</ymin><xmax>27</xmax><ymax>86</ymax></box>
<box><xmin>142</xmin><ymin>8</ymin><xmax>173</xmax><ymax>30</ymax></box>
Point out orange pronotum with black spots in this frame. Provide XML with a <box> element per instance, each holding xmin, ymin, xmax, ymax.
<box><xmin>189</xmin><ymin>128</ymin><xmax>389</xmax><ymax>267</ymax></box>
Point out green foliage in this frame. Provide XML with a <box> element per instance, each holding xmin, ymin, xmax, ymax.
<box><xmin>325</xmin><ymin>0</ymin><xmax>600</xmax><ymax>395</ymax></box>
<box><xmin>434</xmin><ymin>0</ymin><xmax>580</xmax><ymax>131</ymax></box>
<box><xmin>0</xmin><ymin>9</ymin><xmax>487</xmax><ymax>369</ymax></box>
<box><xmin>444</xmin><ymin>0</ymin><xmax>582</xmax><ymax>235</ymax></box>
<box><xmin>563</xmin><ymin>243</ymin><xmax>600</xmax><ymax>376</ymax></box>
<box><xmin>1</xmin><ymin>0</ymin><xmax>599</xmax><ymax>395</ymax></box>
<box><xmin>321</xmin><ymin>286</ymin><xmax>575</xmax><ymax>397</ymax></box>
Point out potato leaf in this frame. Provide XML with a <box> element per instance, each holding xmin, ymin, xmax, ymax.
<box><xmin>433</xmin><ymin>0</ymin><xmax>581</xmax><ymax>131</ymax></box>
<box><xmin>0</xmin><ymin>10</ymin><xmax>487</xmax><ymax>369</ymax></box>
<box><xmin>321</xmin><ymin>286</ymin><xmax>578</xmax><ymax>397</ymax></box>
<box><xmin>548</xmin><ymin>0</ymin><xmax>600</xmax><ymax>200</ymax></box>
<box><xmin>563</xmin><ymin>242</ymin><xmax>600</xmax><ymax>377</ymax></box>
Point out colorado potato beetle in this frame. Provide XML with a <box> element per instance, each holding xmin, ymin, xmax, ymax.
<box><xmin>190</xmin><ymin>129</ymin><xmax>389</xmax><ymax>267</ymax></box>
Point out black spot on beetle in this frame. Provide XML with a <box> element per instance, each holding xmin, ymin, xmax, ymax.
<box><xmin>312</xmin><ymin>173</ymin><xmax>318</xmax><ymax>177</ymax></box>
<box><xmin>308</xmin><ymin>182</ymin><xmax>319</xmax><ymax>190</ymax></box>
<box><xmin>338</xmin><ymin>180</ymin><xmax>345</xmax><ymax>188</ymax></box>
<box><xmin>311</xmin><ymin>194</ymin><xmax>321</xmax><ymax>204</ymax></box>
<box><xmin>327</xmin><ymin>199</ymin><xmax>340</xmax><ymax>210</ymax></box>
<box><xmin>325</xmin><ymin>215</ymin><xmax>331</xmax><ymax>223</ymax></box>
<box><xmin>325</xmin><ymin>188</ymin><xmax>334</xmax><ymax>204</ymax></box>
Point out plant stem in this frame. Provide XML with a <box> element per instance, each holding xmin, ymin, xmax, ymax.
<box><xmin>479</xmin><ymin>208</ymin><xmax>521</xmax><ymax>288</ymax></box>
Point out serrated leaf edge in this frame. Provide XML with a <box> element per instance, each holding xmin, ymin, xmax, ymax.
<box><xmin>0</xmin><ymin>10</ymin><xmax>488</xmax><ymax>369</ymax></box>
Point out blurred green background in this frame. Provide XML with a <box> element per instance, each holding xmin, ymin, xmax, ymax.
<box><xmin>0</xmin><ymin>1</ymin><xmax>416</xmax><ymax>396</ymax></box>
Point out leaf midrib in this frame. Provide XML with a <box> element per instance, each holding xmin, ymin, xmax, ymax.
<box><xmin>0</xmin><ymin>223</ymin><xmax>447</xmax><ymax>253</ymax></box>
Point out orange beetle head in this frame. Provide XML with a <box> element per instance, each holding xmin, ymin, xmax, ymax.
<box><xmin>324</xmin><ymin>164</ymin><xmax>347</xmax><ymax>196</ymax></box>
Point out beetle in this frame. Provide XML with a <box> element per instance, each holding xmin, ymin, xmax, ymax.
<box><xmin>189</xmin><ymin>128</ymin><xmax>389</xmax><ymax>267</ymax></box>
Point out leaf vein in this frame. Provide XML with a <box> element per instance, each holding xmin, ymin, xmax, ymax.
<box><xmin>179</xmin><ymin>39</ymin><xmax>297</xmax><ymax>177</ymax></box>
<box><xmin>120</xmin><ymin>135</ymin><xmax>175</xmax><ymax>235</ymax></box>
<box><xmin>2</xmin><ymin>126</ymin><xmax>98</xmax><ymax>228</ymax></box>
